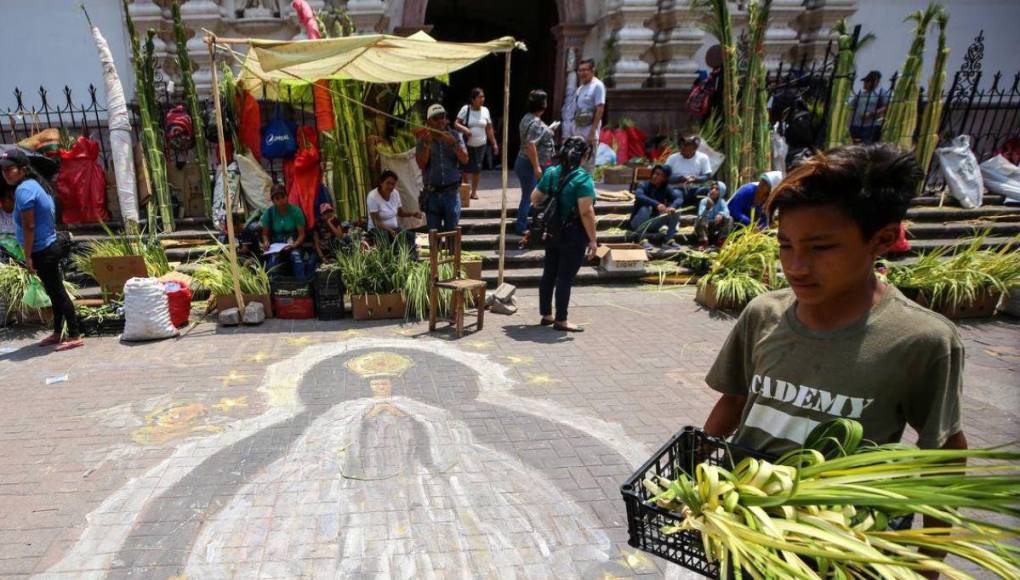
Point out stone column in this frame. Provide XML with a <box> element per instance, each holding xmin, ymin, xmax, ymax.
<box><xmin>793</xmin><ymin>0</ymin><xmax>857</xmax><ymax>61</ymax></box>
<box><xmin>612</xmin><ymin>0</ymin><xmax>658</xmax><ymax>89</ymax></box>
<box><xmin>764</xmin><ymin>0</ymin><xmax>804</xmax><ymax>69</ymax></box>
<box><xmin>654</xmin><ymin>0</ymin><xmax>705</xmax><ymax>89</ymax></box>
<box><xmin>552</xmin><ymin>23</ymin><xmax>593</xmax><ymax>114</ymax></box>
<box><xmin>178</xmin><ymin>0</ymin><xmax>222</xmax><ymax>93</ymax></box>
<box><xmin>347</xmin><ymin>0</ymin><xmax>388</xmax><ymax>33</ymax></box>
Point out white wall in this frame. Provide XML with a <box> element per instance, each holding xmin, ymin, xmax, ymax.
<box><xmin>0</xmin><ymin>0</ymin><xmax>134</xmax><ymax>112</ymax></box>
<box><xmin>852</xmin><ymin>0</ymin><xmax>1020</xmax><ymax>89</ymax></box>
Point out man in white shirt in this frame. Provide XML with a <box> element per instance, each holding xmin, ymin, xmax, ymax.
<box><xmin>663</xmin><ymin>135</ymin><xmax>717</xmax><ymax>207</ymax></box>
<box><xmin>567</xmin><ymin>59</ymin><xmax>605</xmax><ymax>171</ymax></box>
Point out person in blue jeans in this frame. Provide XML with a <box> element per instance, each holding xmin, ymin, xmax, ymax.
<box><xmin>629</xmin><ymin>164</ymin><xmax>684</xmax><ymax>251</ymax></box>
<box><xmin>261</xmin><ymin>185</ymin><xmax>316</xmax><ymax>280</ymax></box>
<box><xmin>515</xmin><ymin>90</ymin><xmax>557</xmax><ymax>235</ymax></box>
<box><xmin>416</xmin><ymin>104</ymin><xmax>468</xmax><ymax>232</ymax></box>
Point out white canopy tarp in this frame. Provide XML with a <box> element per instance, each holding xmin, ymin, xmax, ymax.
<box><xmin>235</xmin><ymin>32</ymin><xmax>516</xmax><ymax>92</ymax></box>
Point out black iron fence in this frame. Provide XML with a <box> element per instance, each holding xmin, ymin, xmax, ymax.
<box><xmin>764</xmin><ymin>31</ymin><xmax>1020</xmax><ymax>191</ymax></box>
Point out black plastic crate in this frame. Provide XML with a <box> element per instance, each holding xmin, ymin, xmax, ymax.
<box><xmin>620</xmin><ymin>427</ymin><xmax>758</xmax><ymax>578</ymax></box>
<box><xmin>620</xmin><ymin>427</ymin><xmax>911</xmax><ymax>578</ymax></box>
<box><xmin>80</xmin><ymin>317</ymin><xmax>126</xmax><ymax>337</ymax></box>
<box><xmin>315</xmin><ymin>294</ymin><xmax>345</xmax><ymax>320</ymax></box>
<box><xmin>314</xmin><ymin>269</ymin><xmax>344</xmax><ymax>297</ymax></box>
<box><xmin>271</xmin><ymin>276</ymin><xmax>312</xmax><ymax>298</ymax></box>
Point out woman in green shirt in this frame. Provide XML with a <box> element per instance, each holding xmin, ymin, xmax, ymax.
<box><xmin>529</xmin><ymin>137</ymin><xmax>599</xmax><ymax>332</ymax></box>
<box><xmin>261</xmin><ymin>184</ymin><xmax>314</xmax><ymax>279</ymax></box>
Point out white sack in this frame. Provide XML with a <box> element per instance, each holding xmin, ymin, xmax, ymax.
<box><xmin>122</xmin><ymin>277</ymin><xmax>177</xmax><ymax>341</ymax></box>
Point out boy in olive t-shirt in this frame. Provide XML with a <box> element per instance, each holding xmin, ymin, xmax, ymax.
<box><xmin>703</xmin><ymin>144</ymin><xmax>968</xmax><ymax>459</ymax></box>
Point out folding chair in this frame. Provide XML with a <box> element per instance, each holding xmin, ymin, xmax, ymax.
<box><xmin>428</xmin><ymin>228</ymin><xmax>486</xmax><ymax>337</ymax></box>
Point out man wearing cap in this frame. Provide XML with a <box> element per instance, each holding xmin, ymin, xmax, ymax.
<box><xmin>849</xmin><ymin>71</ymin><xmax>888</xmax><ymax>144</ymax></box>
<box><xmin>728</xmin><ymin>171</ymin><xmax>782</xmax><ymax>230</ymax></box>
<box><xmin>628</xmin><ymin>164</ymin><xmax>684</xmax><ymax>251</ymax></box>
<box><xmin>1</xmin><ymin>148</ymin><xmax>83</xmax><ymax>350</ymax></box>
<box><xmin>416</xmin><ymin>104</ymin><xmax>469</xmax><ymax>232</ymax></box>
<box><xmin>663</xmin><ymin>134</ymin><xmax>717</xmax><ymax>207</ymax></box>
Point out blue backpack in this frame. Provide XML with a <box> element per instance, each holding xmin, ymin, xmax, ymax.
<box><xmin>261</xmin><ymin>103</ymin><xmax>297</xmax><ymax>160</ymax></box>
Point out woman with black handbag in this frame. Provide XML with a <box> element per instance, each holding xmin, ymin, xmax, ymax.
<box><xmin>529</xmin><ymin>137</ymin><xmax>598</xmax><ymax>332</ymax></box>
<box><xmin>1</xmin><ymin>148</ymin><xmax>82</xmax><ymax>350</ymax></box>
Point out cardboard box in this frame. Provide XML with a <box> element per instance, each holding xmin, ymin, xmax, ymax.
<box><xmin>91</xmin><ymin>256</ymin><xmax>148</xmax><ymax>300</ymax></box>
<box><xmin>695</xmin><ymin>282</ymin><xmax>748</xmax><ymax>312</ymax></box>
<box><xmin>602</xmin><ymin>166</ymin><xmax>634</xmax><ymax>185</ymax></box>
<box><xmin>351</xmin><ymin>293</ymin><xmax>406</xmax><ymax>320</ymax></box>
<box><xmin>215</xmin><ymin>293</ymin><xmax>274</xmax><ymax>318</ymax></box>
<box><xmin>462</xmin><ymin>260</ymin><xmax>483</xmax><ymax>281</ymax></box>
<box><xmin>595</xmin><ymin>243</ymin><xmax>648</xmax><ymax>273</ymax></box>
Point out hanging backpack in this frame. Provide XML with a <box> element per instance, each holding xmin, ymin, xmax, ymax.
<box><xmin>528</xmin><ymin>167</ymin><xmax>579</xmax><ymax>246</ymax></box>
<box><xmin>686</xmin><ymin>70</ymin><xmax>718</xmax><ymax>117</ymax></box>
<box><xmin>165</xmin><ymin>105</ymin><xmax>194</xmax><ymax>151</ymax></box>
<box><xmin>261</xmin><ymin>103</ymin><xmax>297</xmax><ymax>160</ymax></box>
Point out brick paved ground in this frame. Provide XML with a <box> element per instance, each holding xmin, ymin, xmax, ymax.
<box><xmin>1</xmin><ymin>286</ymin><xmax>1018</xmax><ymax>579</ymax></box>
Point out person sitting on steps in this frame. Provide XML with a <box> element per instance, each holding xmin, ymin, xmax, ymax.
<box><xmin>695</xmin><ymin>181</ymin><xmax>732</xmax><ymax>249</ymax></box>
<box><xmin>628</xmin><ymin>164</ymin><xmax>684</xmax><ymax>252</ymax></box>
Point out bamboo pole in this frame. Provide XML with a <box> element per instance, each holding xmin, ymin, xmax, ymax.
<box><xmin>498</xmin><ymin>50</ymin><xmax>512</xmax><ymax>286</ymax></box>
<box><xmin>916</xmin><ymin>10</ymin><xmax>949</xmax><ymax>194</ymax></box>
<box><xmin>205</xmin><ymin>35</ymin><xmax>246</xmax><ymax>313</ymax></box>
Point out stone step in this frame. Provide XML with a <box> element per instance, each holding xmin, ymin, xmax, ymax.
<box><xmin>480</xmin><ymin>265</ymin><xmax>647</xmax><ymax>288</ymax></box>
<box><xmin>911</xmin><ymin>194</ymin><xmax>1006</xmax><ymax>206</ymax></box>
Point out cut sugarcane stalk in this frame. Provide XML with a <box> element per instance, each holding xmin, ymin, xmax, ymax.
<box><xmin>915</xmin><ymin>8</ymin><xmax>949</xmax><ymax>194</ymax></box>
<box><xmin>171</xmin><ymin>2</ymin><xmax>213</xmax><ymax>217</ymax></box>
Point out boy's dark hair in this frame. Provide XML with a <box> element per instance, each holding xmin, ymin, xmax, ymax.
<box><xmin>527</xmin><ymin>89</ymin><xmax>547</xmax><ymax>114</ymax></box>
<box><xmin>578</xmin><ymin>58</ymin><xmax>595</xmax><ymax>71</ymax></box>
<box><xmin>766</xmin><ymin>143</ymin><xmax>921</xmax><ymax>239</ymax></box>
<box><xmin>651</xmin><ymin>164</ymin><xmax>672</xmax><ymax>181</ymax></box>
<box><xmin>379</xmin><ymin>169</ymin><xmax>398</xmax><ymax>184</ymax></box>
<box><xmin>270</xmin><ymin>183</ymin><xmax>287</xmax><ymax>198</ymax></box>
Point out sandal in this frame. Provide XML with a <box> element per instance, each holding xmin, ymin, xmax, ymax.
<box><xmin>470</xmin><ymin>194</ymin><xmax>479</xmax><ymax>200</ymax></box>
<box><xmin>55</xmin><ymin>338</ymin><xmax>85</xmax><ymax>352</ymax></box>
<box><xmin>553</xmin><ymin>322</ymin><xmax>584</xmax><ymax>332</ymax></box>
<box><xmin>37</xmin><ymin>334</ymin><xmax>61</xmax><ymax>347</ymax></box>
<box><xmin>539</xmin><ymin>318</ymin><xmax>554</xmax><ymax>326</ymax></box>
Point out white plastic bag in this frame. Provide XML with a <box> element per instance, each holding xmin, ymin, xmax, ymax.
<box><xmin>698</xmin><ymin>141</ymin><xmax>725</xmax><ymax>176</ymax></box>
<box><xmin>595</xmin><ymin>142</ymin><xmax>617</xmax><ymax>167</ymax></box>
<box><xmin>379</xmin><ymin>148</ymin><xmax>426</xmax><ymax>230</ymax></box>
<box><xmin>122</xmin><ymin>277</ymin><xmax>177</xmax><ymax>341</ymax></box>
<box><xmin>236</xmin><ymin>152</ymin><xmax>272</xmax><ymax>211</ymax></box>
<box><xmin>771</xmin><ymin>124</ymin><xmax>788</xmax><ymax>176</ymax></box>
<box><xmin>936</xmin><ymin>135</ymin><xmax>984</xmax><ymax>209</ymax></box>
<box><xmin>979</xmin><ymin>154</ymin><xmax>1020</xmax><ymax>202</ymax></box>
<box><xmin>213</xmin><ymin>162</ymin><xmax>242</xmax><ymax>229</ymax></box>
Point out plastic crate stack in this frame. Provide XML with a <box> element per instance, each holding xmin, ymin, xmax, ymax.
<box><xmin>313</xmin><ymin>269</ymin><xmax>345</xmax><ymax>320</ymax></box>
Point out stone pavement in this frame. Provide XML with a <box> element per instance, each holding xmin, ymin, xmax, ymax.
<box><xmin>1</xmin><ymin>286</ymin><xmax>1018</xmax><ymax>579</ymax></box>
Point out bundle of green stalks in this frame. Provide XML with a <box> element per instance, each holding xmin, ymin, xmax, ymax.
<box><xmin>886</xmin><ymin>232</ymin><xmax>1020</xmax><ymax>310</ymax></box>
<box><xmin>72</xmin><ymin>224</ymin><xmax>171</xmax><ymax>281</ymax></box>
<box><xmin>646</xmin><ymin>419</ymin><xmax>1020</xmax><ymax>579</ymax></box>
<box><xmin>738</xmin><ymin>0</ymin><xmax>772</xmax><ymax>182</ymax></box>
<box><xmin>0</xmin><ymin>262</ymin><xmax>77</xmax><ymax>314</ymax></box>
<box><xmin>171</xmin><ymin>1</ymin><xmax>213</xmax><ymax>217</ymax></box>
<box><xmin>698</xmin><ymin>221</ymin><xmax>783</xmax><ymax>307</ymax></box>
<box><xmin>330</xmin><ymin>235</ymin><xmax>415</xmax><ymax>297</ymax></box>
<box><xmin>915</xmin><ymin>8</ymin><xmax>950</xmax><ymax>194</ymax></box>
<box><xmin>123</xmin><ymin>0</ymin><xmax>173</xmax><ymax>232</ymax></box>
<box><xmin>694</xmin><ymin>0</ymin><xmax>741</xmax><ymax>192</ymax></box>
<box><xmin>883</xmin><ymin>3</ymin><xmax>942</xmax><ymax>151</ymax></box>
<box><xmin>824</xmin><ymin>20</ymin><xmax>855</xmax><ymax>150</ymax></box>
<box><xmin>191</xmin><ymin>241</ymin><xmax>271</xmax><ymax>296</ymax></box>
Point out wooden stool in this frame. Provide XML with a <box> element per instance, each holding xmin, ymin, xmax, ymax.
<box><xmin>428</xmin><ymin>228</ymin><xmax>486</xmax><ymax>337</ymax></box>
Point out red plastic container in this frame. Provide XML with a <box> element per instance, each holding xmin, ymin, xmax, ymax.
<box><xmin>272</xmin><ymin>296</ymin><xmax>316</xmax><ymax>319</ymax></box>
<box><xmin>163</xmin><ymin>282</ymin><xmax>193</xmax><ymax>328</ymax></box>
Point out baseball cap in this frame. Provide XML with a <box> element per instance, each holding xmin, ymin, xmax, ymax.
<box><xmin>427</xmin><ymin>104</ymin><xmax>447</xmax><ymax>119</ymax></box>
<box><xmin>0</xmin><ymin>148</ymin><xmax>29</xmax><ymax>168</ymax></box>
<box><xmin>319</xmin><ymin>202</ymin><xmax>334</xmax><ymax>214</ymax></box>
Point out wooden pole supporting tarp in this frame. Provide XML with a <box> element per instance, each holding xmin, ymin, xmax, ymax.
<box><xmin>497</xmin><ymin>50</ymin><xmax>512</xmax><ymax>286</ymax></box>
<box><xmin>205</xmin><ymin>34</ymin><xmax>246</xmax><ymax>313</ymax></box>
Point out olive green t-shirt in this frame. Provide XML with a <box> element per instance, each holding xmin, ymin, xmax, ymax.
<box><xmin>706</xmin><ymin>286</ymin><xmax>963</xmax><ymax>456</ymax></box>
<box><xmin>536</xmin><ymin>165</ymin><xmax>596</xmax><ymax>223</ymax></box>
